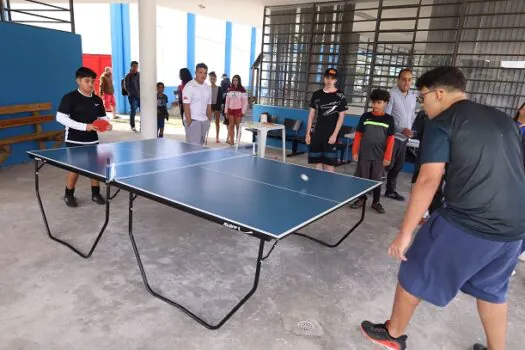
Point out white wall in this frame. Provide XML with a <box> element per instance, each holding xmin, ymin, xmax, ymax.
<box><xmin>74</xmin><ymin>3</ymin><xmax>112</xmax><ymax>54</ymax></box>
<box><xmin>8</xmin><ymin>2</ymin><xmax>111</xmax><ymax>54</ymax></box>
<box><xmin>129</xmin><ymin>4</ymin><xmax>187</xmax><ymax>86</ymax></box>
<box><xmin>195</xmin><ymin>14</ymin><xmax>226</xmax><ymax>76</ymax></box>
<box><xmin>231</xmin><ymin>23</ymin><xmax>252</xmax><ymax>89</ymax></box>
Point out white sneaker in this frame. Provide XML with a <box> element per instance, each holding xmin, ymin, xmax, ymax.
<box><xmin>512</xmin><ymin>270</ymin><xmax>516</xmax><ymax>276</ymax></box>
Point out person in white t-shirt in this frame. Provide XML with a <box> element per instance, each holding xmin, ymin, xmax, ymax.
<box><xmin>182</xmin><ymin>63</ymin><xmax>212</xmax><ymax>145</ymax></box>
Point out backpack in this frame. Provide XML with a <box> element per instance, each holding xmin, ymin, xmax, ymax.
<box><xmin>121</xmin><ymin>78</ymin><xmax>128</xmax><ymax>96</ymax></box>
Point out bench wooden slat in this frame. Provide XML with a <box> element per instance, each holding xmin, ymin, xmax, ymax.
<box><xmin>0</xmin><ymin>103</ymin><xmax>52</xmax><ymax>115</ymax></box>
<box><xmin>0</xmin><ymin>115</ymin><xmax>54</xmax><ymax>129</ymax></box>
<box><xmin>0</xmin><ymin>130</ymin><xmax>64</xmax><ymax>147</ymax></box>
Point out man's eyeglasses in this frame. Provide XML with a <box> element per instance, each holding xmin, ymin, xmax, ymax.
<box><xmin>416</xmin><ymin>90</ymin><xmax>436</xmax><ymax>103</ymax></box>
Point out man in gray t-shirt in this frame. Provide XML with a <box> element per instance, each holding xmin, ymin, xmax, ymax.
<box><xmin>384</xmin><ymin>68</ymin><xmax>417</xmax><ymax>201</ymax></box>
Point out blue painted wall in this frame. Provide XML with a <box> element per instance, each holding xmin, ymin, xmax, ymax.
<box><xmin>252</xmin><ymin>104</ymin><xmax>360</xmax><ymax>154</ymax></box>
<box><xmin>224</xmin><ymin>21</ymin><xmax>232</xmax><ymax>77</ymax></box>
<box><xmin>110</xmin><ymin>3</ymin><xmax>131</xmax><ymax>114</ymax></box>
<box><xmin>249</xmin><ymin>27</ymin><xmax>256</xmax><ymax>87</ymax></box>
<box><xmin>252</xmin><ymin>104</ymin><xmax>415</xmax><ymax>172</ymax></box>
<box><xmin>0</xmin><ymin>22</ymin><xmax>82</xmax><ymax>167</ymax></box>
<box><xmin>187</xmin><ymin>13</ymin><xmax>196</xmax><ymax>71</ymax></box>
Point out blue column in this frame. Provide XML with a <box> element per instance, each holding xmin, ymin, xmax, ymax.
<box><xmin>248</xmin><ymin>27</ymin><xmax>257</xmax><ymax>87</ymax></box>
<box><xmin>110</xmin><ymin>3</ymin><xmax>131</xmax><ymax>114</ymax></box>
<box><xmin>187</xmin><ymin>13</ymin><xmax>196</xmax><ymax>71</ymax></box>
<box><xmin>224</xmin><ymin>21</ymin><xmax>232</xmax><ymax>77</ymax></box>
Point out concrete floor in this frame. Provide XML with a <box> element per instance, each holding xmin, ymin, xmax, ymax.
<box><xmin>0</xmin><ymin>122</ymin><xmax>524</xmax><ymax>350</ymax></box>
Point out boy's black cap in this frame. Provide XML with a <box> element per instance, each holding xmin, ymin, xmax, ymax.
<box><xmin>324</xmin><ymin>68</ymin><xmax>338</xmax><ymax>78</ymax></box>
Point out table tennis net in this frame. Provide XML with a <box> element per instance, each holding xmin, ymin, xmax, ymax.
<box><xmin>106</xmin><ymin>147</ymin><xmax>250</xmax><ymax>181</ymax></box>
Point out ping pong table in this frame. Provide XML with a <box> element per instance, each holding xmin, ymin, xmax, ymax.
<box><xmin>27</xmin><ymin>138</ymin><xmax>380</xmax><ymax>330</ymax></box>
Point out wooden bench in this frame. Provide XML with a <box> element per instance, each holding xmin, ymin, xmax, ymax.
<box><xmin>0</xmin><ymin>103</ymin><xmax>64</xmax><ymax>164</ymax></box>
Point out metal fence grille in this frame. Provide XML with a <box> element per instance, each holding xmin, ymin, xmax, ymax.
<box><xmin>0</xmin><ymin>0</ymin><xmax>75</xmax><ymax>33</ymax></box>
<box><xmin>258</xmin><ymin>0</ymin><xmax>525</xmax><ymax>116</ymax></box>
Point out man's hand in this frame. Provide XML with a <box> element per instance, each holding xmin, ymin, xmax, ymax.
<box><xmin>86</xmin><ymin>124</ymin><xmax>99</xmax><ymax>132</ymax></box>
<box><xmin>353</xmin><ymin>153</ymin><xmax>358</xmax><ymax>162</ymax></box>
<box><xmin>185</xmin><ymin>119</ymin><xmax>192</xmax><ymax>127</ymax></box>
<box><xmin>328</xmin><ymin>134</ymin><xmax>337</xmax><ymax>145</ymax></box>
<box><xmin>305</xmin><ymin>133</ymin><xmax>311</xmax><ymax>145</ymax></box>
<box><xmin>383</xmin><ymin>159</ymin><xmax>391</xmax><ymax>167</ymax></box>
<box><xmin>402</xmin><ymin>128</ymin><xmax>413</xmax><ymax>138</ymax></box>
<box><xmin>106</xmin><ymin>123</ymin><xmax>113</xmax><ymax>131</ymax></box>
<box><xmin>388</xmin><ymin>232</ymin><xmax>412</xmax><ymax>261</ymax></box>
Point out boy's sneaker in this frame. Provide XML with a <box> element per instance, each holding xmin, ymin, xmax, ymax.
<box><xmin>64</xmin><ymin>194</ymin><xmax>78</xmax><ymax>208</ymax></box>
<box><xmin>371</xmin><ymin>202</ymin><xmax>385</xmax><ymax>214</ymax></box>
<box><xmin>360</xmin><ymin>320</ymin><xmax>407</xmax><ymax>350</ymax></box>
<box><xmin>92</xmin><ymin>193</ymin><xmax>107</xmax><ymax>205</ymax></box>
<box><xmin>473</xmin><ymin>344</ymin><xmax>487</xmax><ymax>350</ymax></box>
<box><xmin>385</xmin><ymin>191</ymin><xmax>405</xmax><ymax>201</ymax></box>
<box><xmin>350</xmin><ymin>198</ymin><xmax>365</xmax><ymax>209</ymax></box>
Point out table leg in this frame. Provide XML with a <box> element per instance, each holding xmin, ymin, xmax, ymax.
<box><xmin>127</xmin><ymin>192</ymin><xmax>266</xmax><ymax>330</ymax></box>
<box><xmin>235</xmin><ymin>125</ymin><xmax>243</xmax><ymax>152</ymax></box>
<box><xmin>34</xmin><ymin>159</ymin><xmax>116</xmax><ymax>258</ymax></box>
<box><xmin>281</xmin><ymin>128</ymin><xmax>286</xmax><ymax>162</ymax></box>
<box><xmin>293</xmin><ymin>195</ymin><xmax>367</xmax><ymax>248</ymax></box>
<box><xmin>258</xmin><ymin>130</ymin><xmax>268</xmax><ymax>158</ymax></box>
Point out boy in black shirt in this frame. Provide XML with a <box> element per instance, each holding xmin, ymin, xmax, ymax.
<box><xmin>306</xmin><ymin>68</ymin><xmax>347</xmax><ymax>172</ymax></box>
<box><xmin>156</xmin><ymin>82</ymin><xmax>169</xmax><ymax>138</ymax></box>
<box><xmin>56</xmin><ymin>67</ymin><xmax>112</xmax><ymax>208</ymax></box>
<box><xmin>350</xmin><ymin>89</ymin><xmax>395</xmax><ymax>214</ymax></box>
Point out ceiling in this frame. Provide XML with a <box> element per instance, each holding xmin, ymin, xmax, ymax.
<box><xmin>10</xmin><ymin>0</ymin><xmax>377</xmax><ymax>27</ymax></box>
<box><xmin>9</xmin><ymin>0</ymin><xmax>346</xmax><ymax>27</ymax></box>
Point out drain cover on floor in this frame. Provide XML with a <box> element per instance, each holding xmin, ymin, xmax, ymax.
<box><xmin>284</xmin><ymin>316</ymin><xmax>324</xmax><ymax>337</ymax></box>
<box><xmin>297</xmin><ymin>321</ymin><xmax>314</xmax><ymax>332</ymax></box>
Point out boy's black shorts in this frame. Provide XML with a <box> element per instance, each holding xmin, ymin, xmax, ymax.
<box><xmin>308</xmin><ymin>137</ymin><xmax>338</xmax><ymax>166</ymax></box>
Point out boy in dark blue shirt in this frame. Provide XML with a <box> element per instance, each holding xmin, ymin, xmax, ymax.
<box><xmin>56</xmin><ymin>67</ymin><xmax>112</xmax><ymax>208</ymax></box>
<box><xmin>156</xmin><ymin>82</ymin><xmax>169</xmax><ymax>138</ymax></box>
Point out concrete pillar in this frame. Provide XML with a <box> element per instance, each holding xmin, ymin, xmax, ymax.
<box><xmin>138</xmin><ymin>0</ymin><xmax>157</xmax><ymax>139</ymax></box>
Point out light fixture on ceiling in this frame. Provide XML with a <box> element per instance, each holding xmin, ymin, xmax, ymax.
<box><xmin>198</xmin><ymin>4</ymin><xmax>206</xmax><ymax>9</ymax></box>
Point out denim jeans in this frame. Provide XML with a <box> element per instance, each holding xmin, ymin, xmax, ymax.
<box><xmin>128</xmin><ymin>96</ymin><xmax>140</xmax><ymax>128</ymax></box>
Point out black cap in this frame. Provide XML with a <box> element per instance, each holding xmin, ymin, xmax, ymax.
<box><xmin>324</xmin><ymin>68</ymin><xmax>338</xmax><ymax>78</ymax></box>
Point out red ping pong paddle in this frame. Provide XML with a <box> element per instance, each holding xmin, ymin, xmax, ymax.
<box><xmin>93</xmin><ymin>119</ymin><xmax>111</xmax><ymax>132</ymax></box>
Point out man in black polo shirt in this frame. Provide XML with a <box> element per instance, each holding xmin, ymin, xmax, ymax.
<box><xmin>56</xmin><ymin>67</ymin><xmax>112</xmax><ymax>208</ymax></box>
<box><xmin>360</xmin><ymin>66</ymin><xmax>525</xmax><ymax>350</ymax></box>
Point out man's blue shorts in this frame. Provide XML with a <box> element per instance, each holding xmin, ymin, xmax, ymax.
<box><xmin>399</xmin><ymin>212</ymin><xmax>524</xmax><ymax>307</ymax></box>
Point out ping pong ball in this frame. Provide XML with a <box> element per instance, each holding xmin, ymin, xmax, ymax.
<box><xmin>301</xmin><ymin>174</ymin><xmax>309</xmax><ymax>181</ymax></box>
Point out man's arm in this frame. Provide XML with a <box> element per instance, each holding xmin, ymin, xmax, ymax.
<box><xmin>99</xmin><ymin>76</ymin><xmax>105</xmax><ymax>96</ymax></box>
<box><xmin>207</xmin><ymin>104</ymin><xmax>212</xmax><ymax>120</ymax></box>
<box><xmin>329</xmin><ymin>111</ymin><xmax>345</xmax><ymax>144</ymax></box>
<box><xmin>183</xmin><ymin>104</ymin><xmax>192</xmax><ymax>124</ymax></box>
<box><xmin>402</xmin><ymin>163</ymin><xmax>444</xmax><ymax>233</ymax></box>
<box><xmin>352</xmin><ymin>114</ymin><xmax>366</xmax><ymax>160</ymax></box>
<box><xmin>305</xmin><ymin>108</ymin><xmax>315</xmax><ymax>144</ymax></box>
<box><xmin>182</xmin><ymin>85</ymin><xmax>192</xmax><ymax>124</ymax></box>
<box><xmin>207</xmin><ymin>87</ymin><xmax>213</xmax><ymax>120</ymax></box>
<box><xmin>124</xmin><ymin>73</ymin><xmax>130</xmax><ymax>92</ymax></box>
<box><xmin>388</xmin><ymin>123</ymin><xmax>450</xmax><ymax>260</ymax></box>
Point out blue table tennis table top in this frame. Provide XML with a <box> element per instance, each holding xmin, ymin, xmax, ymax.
<box><xmin>28</xmin><ymin>138</ymin><xmax>380</xmax><ymax>239</ymax></box>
